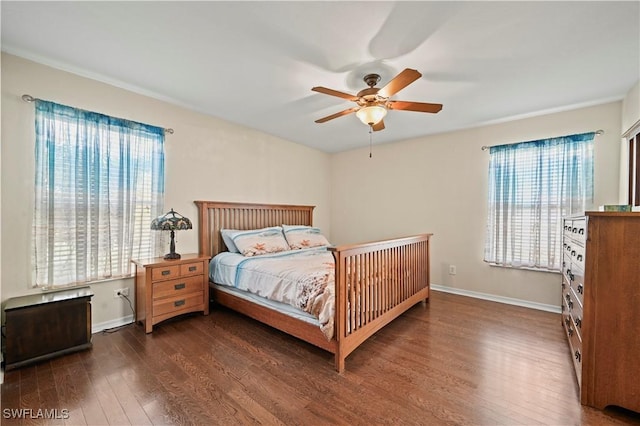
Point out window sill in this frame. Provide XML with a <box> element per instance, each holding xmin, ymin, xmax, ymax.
<box><xmin>35</xmin><ymin>274</ymin><xmax>135</xmax><ymax>291</ymax></box>
<box><xmin>485</xmin><ymin>262</ymin><xmax>561</xmax><ymax>274</ymax></box>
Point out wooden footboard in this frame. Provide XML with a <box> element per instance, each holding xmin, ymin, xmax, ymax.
<box><xmin>195</xmin><ymin>200</ymin><xmax>431</xmax><ymax>372</ymax></box>
<box><xmin>329</xmin><ymin>234</ymin><xmax>431</xmax><ymax>372</ymax></box>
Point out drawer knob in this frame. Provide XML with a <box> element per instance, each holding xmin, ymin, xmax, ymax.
<box><xmin>568</xmin><ymin>327</ymin><xmax>574</xmax><ymax>337</ymax></box>
<box><xmin>175</xmin><ymin>283</ymin><xmax>186</xmax><ymax>290</ymax></box>
<box><xmin>188</xmin><ymin>266</ymin><xmax>197</xmax><ymax>272</ymax></box>
<box><xmin>174</xmin><ymin>300</ymin><xmax>185</xmax><ymax>307</ymax></box>
<box><xmin>575</xmin><ymin>317</ymin><xmax>582</xmax><ymax>328</ymax></box>
<box><xmin>575</xmin><ymin>351</ymin><xmax>581</xmax><ymax>362</ymax></box>
<box><xmin>161</xmin><ymin>270</ymin><xmax>171</xmax><ymax>276</ymax></box>
<box><xmin>577</xmin><ymin>284</ymin><xmax>583</xmax><ymax>294</ymax></box>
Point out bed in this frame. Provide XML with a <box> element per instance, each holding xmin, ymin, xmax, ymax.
<box><xmin>195</xmin><ymin>200</ymin><xmax>432</xmax><ymax>372</ymax></box>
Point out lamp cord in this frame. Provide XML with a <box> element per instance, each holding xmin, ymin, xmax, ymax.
<box><xmin>369</xmin><ymin>126</ymin><xmax>373</xmax><ymax>158</ymax></box>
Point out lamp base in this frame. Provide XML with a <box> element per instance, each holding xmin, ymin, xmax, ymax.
<box><xmin>163</xmin><ymin>252</ymin><xmax>181</xmax><ymax>260</ymax></box>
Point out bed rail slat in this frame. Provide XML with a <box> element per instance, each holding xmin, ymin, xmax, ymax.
<box><xmin>330</xmin><ymin>234</ymin><xmax>431</xmax><ymax>343</ymax></box>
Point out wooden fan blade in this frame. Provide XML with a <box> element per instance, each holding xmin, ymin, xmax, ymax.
<box><xmin>311</xmin><ymin>86</ymin><xmax>359</xmax><ymax>101</ymax></box>
<box><xmin>387</xmin><ymin>100</ymin><xmax>443</xmax><ymax>113</ymax></box>
<box><xmin>378</xmin><ymin>68</ymin><xmax>422</xmax><ymax>98</ymax></box>
<box><xmin>314</xmin><ymin>107</ymin><xmax>359</xmax><ymax>123</ymax></box>
<box><xmin>372</xmin><ymin>120</ymin><xmax>385</xmax><ymax>132</ymax></box>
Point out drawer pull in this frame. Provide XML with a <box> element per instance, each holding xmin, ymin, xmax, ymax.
<box><xmin>565</xmin><ymin>294</ymin><xmax>573</xmax><ymax>309</ymax></box>
<box><xmin>571</xmin><ymin>250</ymin><xmax>576</xmax><ymax>257</ymax></box>
<box><xmin>578</xmin><ymin>228</ymin><xmax>585</xmax><ymax>235</ymax></box>
<box><xmin>577</xmin><ymin>254</ymin><xmax>583</xmax><ymax>261</ymax></box>
<box><xmin>577</xmin><ymin>284</ymin><xmax>583</xmax><ymax>294</ymax></box>
<box><xmin>174</xmin><ymin>300</ymin><xmax>185</xmax><ymax>307</ymax></box>
<box><xmin>188</xmin><ymin>266</ymin><xmax>197</xmax><ymax>272</ymax></box>
<box><xmin>566</xmin><ymin>269</ymin><xmax>574</xmax><ymax>282</ymax></box>
<box><xmin>175</xmin><ymin>283</ymin><xmax>186</xmax><ymax>290</ymax></box>
<box><xmin>161</xmin><ymin>270</ymin><xmax>171</xmax><ymax>276</ymax></box>
<box><xmin>575</xmin><ymin>317</ymin><xmax>582</xmax><ymax>328</ymax></box>
<box><xmin>575</xmin><ymin>350</ymin><xmax>581</xmax><ymax>362</ymax></box>
<box><xmin>568</xmin><ymin>327</ymin><xmax>574</xmax><ymax>337</ymax></box>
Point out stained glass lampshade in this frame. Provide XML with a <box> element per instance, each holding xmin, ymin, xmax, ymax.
<box><xmin>150</xmin><ymin>208</ymin><xmax>192</xmax><ymax>260</ymax></box>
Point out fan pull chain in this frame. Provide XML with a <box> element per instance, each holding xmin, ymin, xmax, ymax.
<box><xmin>369</xmin><ymin>126</ymin><xmax>373</xmax><ymax>158</ymax></box>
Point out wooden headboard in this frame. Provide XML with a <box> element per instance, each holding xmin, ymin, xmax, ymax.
<box><xmin>194</xmin><ymin>201</ymin><xmax>315</xmax><ymax>258</ymax></box>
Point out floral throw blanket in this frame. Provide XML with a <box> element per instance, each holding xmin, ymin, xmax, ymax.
<box><xmin>233</xmin><ymin>248</ymin><xmax>336</xmax><ymax>340</ymax></box>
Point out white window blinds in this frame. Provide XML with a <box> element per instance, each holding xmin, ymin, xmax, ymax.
<box><xmin>484</xmin><ymin>132</ymin><xmax>595</xmax><ymax>270</ymax></box>
<box><xmin>32</xmin><ymin>100</ymin><xmax>165</xmax><ymax>287</ymax></box>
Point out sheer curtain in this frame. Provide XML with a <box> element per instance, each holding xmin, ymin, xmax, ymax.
<box><xmin>32</xmin><ymin>100</ymin><xmax>165</xmax><ymax>287</ymax></box>
<box><xmin>484</xmin><ymin>132</ymin><xmax>595</xmax><ymax>270</ymax></box>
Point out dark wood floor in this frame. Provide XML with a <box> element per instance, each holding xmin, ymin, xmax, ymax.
<box><xmin>2</xmin><ymin>291</ymin><xmax>640</xmax><ymax>425</ymax></box>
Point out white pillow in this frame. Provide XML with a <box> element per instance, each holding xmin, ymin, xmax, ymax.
<box><xmin>282</xmin><ymin>224</ymin><xmax>330</xmax><ymax>249</ymax></box>
<box><xmin>220</xmin><ymin>229</ymin><xmax>240</xmax><ymax>253</ymax></box>
<box><xmin>230</xmin><ymin>226</ymin><xmax>290</xmax><ymax>257</ymax></box>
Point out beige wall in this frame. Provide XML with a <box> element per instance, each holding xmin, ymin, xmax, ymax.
<box><xmin>331</xmin><ymin>102</ymin><xmax>622</xmax><ymax>307</ymax></box>
<box><xmin>622</xmin><ymin>80</ymin><xmax>640</xmax><ymax>136</ymax></box>
<box><xmin>0</xmin><ymin>51</ymin><xmax>629</xmax><ymax>328</ymax></box>
<box><xmin>1</xmin><ymin>53</ymin><xmax>331</xmax><ymax>329</ymax></box>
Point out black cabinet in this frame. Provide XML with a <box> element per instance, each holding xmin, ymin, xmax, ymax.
<box><xmin>2</xmin><ymin>287</ymin><xmax>93</xmax><ymax>370</ymax></box>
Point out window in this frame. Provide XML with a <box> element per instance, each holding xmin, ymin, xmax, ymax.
<box><xmin>32</xmin><ymin>100</ymin><xmax>165</xmax><ymax>287</ymax></box>
<box><xmin>484</xmin><ymin>132</ymin><xmax>595</xmax><ymax>271</ymax></box>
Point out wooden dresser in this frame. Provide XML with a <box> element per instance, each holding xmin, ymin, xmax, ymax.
<box><xmin>132</xmin><ymin>254</ymin><xmax>209</xmax><ymax>333</ymax></box>
<box><xmin>561</xmin><ymin>212</ymin><xmax>640</xmax><ymax>413</ymax></box>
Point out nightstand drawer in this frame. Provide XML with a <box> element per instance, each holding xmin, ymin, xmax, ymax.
<box><xmin>180</xmin><ymin>261</ymin><xmax>204</xmax><ymax>276</ymax></box>
<box><xmin>151</xmin><ymin>265</ymin><xmax>181</xmax><ymax>281</ymax></box>
<box><xmin>153</xmin><ymin>292</ymin><xmax>204</xmax><ymax>317</ymax></box>
<box><xmin>153</xmin><ymin>275</ymin><xmax>204</xmax><ymax>300</ymax></box>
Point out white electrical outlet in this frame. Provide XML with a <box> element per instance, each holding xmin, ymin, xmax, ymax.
<box><xmin>448</xmin><ymin>265</ymin><xmax>457</xmax><ymax>275</ymax></box>
<box><xmin>113</xmin><ymin>288</ymin><xmax>130</xmax><ymax>298</ymax></box>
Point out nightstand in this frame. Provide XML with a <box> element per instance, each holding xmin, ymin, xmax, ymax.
<box><xmin>132</xmin><ymin>254</ymin><xmax>209</xmax><ymax>333</ymax></box>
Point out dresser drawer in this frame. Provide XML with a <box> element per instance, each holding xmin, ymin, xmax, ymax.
<box><xmin>570</xmin><ymin>244</ymin><xmax>585</xmax><ymax>271</ymax></box>
<box><xmin>569</xmin><ymin>219</ymin><xmax>587</xmax><ymax>243</ymax></box>
<box><xmin>567</xmin><ymin>315</ymin><xmax>583</xmax><ymax>386</ymax></box>
<box><xmin>570</xmin><ymin>268</ymin><xmax>584</xmax><ymax>306</ymax></box>
<box><xmin>151</xmin><ymin>265</ymin><xmax>181</xmax><ymax>281</ymax></box>
<box><xmin>180</xmin><ymin>261</ymin><xmax>204</xmax><ymax>276</ymax></box>
<box><xmin>153</xmin><ymin>292</ymin><xmax>204</xmax><ymax>317</ymax></box>
<box><xmin>153</xmin><ymin>275</ymin><xmax>204</xmax><ymax>300</ymax></box>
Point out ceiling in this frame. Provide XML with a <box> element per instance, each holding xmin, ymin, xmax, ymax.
<box><xmin>2</xmin><ymin>1</ymin><xmax>639</xmax><ymax>153</ymax></box>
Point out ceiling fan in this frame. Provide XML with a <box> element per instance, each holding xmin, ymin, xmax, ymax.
<box><xmin>312</xmin><ymin>68</ymin><xmax>442</xmax><ymax>131</ymax></box>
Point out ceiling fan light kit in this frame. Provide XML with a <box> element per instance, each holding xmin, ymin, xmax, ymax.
<box><xmin>356</xmin><ymin>104</ymin><xmax>387</xmax><ymax>126</ymax></box>
<box><xmin>312</xmin><ymin>68</ymin><xmax>443</xmax><ymax>131</ymax></box>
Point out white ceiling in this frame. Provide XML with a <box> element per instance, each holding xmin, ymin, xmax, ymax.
<box><xmin>2</xmin><ymin>1</ymin><xmax>639</xmax><ymax>153</ymax></box>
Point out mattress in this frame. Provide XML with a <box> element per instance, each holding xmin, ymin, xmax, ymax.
<box><xmin>208</xmin><ymin>248</ymin><xmax>335</xmax><ymax>337</ymax></box>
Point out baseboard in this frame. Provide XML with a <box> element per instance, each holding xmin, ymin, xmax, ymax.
<box><xmin>430</xmin><ymin>284</ymin><xmax>561</xmax><ymax>314</ymax></box>
<box><xmin>92</xmin><ymin>314</ymin><xmax>135</xmax><ymax>334</ymax></box>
